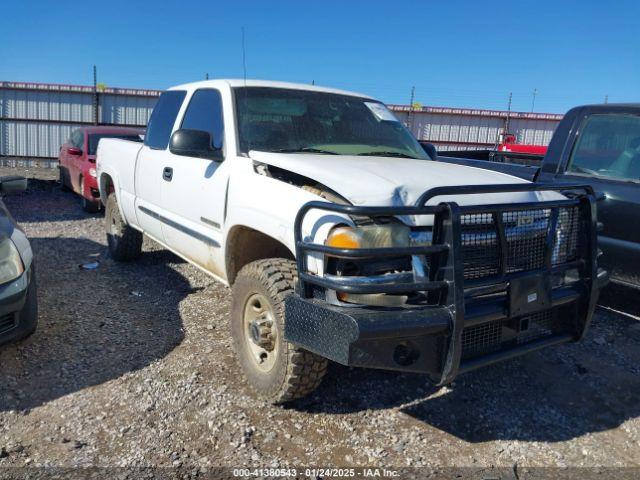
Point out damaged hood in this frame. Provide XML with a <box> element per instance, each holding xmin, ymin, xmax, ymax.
<box><xmin>250</xmin><ymin>151</ymin><xmax>562</xmax><ymax>212</ymax></box>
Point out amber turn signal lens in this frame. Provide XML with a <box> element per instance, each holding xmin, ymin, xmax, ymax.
<box><xmin>325</xmin><ymin>228</ymin><xmax>361</xmax><ymax>249</ymax></box>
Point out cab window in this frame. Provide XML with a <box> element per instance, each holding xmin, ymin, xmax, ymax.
<box><xmin>145</xmin><ymin>90</ymin><xmax>187</xmax><ymax>150</ymax></box>
<box><xmin>568</xmin><ymin>114</ymin><xmax>640</xmax><ymax>181</ymax></box>
<box><xmin>70</xmin><ymin>130</ymin><xmax>84</xmax><ymax>149</ymax></box>
<box><xmin>180</xmin><ymin>89</ymin><xmax>224</xmax><ymax>151</ymax></box>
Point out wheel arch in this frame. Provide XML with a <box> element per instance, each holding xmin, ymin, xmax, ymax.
<box><xmin>99</xmin><ymin>172</ymin><xmax>116</xmax><ymax>205</ymax></box>
<box><xmin>225</xmin><ymin>225</ymin><xmax>295</xmax><ymax>285</ymax></box>
<box><xmin>99</xmin><ymin>172</ymin><xmax>127</xmax><ymax>222</ymax></box>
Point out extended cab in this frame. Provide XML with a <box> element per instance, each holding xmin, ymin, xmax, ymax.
<box><xmin>436</xmin><ymin>104</ymin><xmax>638</xmax><ymax>290</ymax></box>
<box><xmin>97</xmin><ymin>80</ymin><xmax>606</xmax><ymax>403</ymax></box>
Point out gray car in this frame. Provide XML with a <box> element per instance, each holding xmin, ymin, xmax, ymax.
<box><xmin>0</xmin><ymin>176</ymin><xmax>37</xmax><ymax>346</ymax></box>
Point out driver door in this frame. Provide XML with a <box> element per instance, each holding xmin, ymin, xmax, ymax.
<box><xmin>158</xmin><ymin>88</ymin><xmax>229</xmax><ymax>276</ymax></box>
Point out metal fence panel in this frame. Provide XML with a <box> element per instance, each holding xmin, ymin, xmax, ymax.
<box><xmin>392</xmin><ymin>106</ymin><xmax>562</xmax><ymax>151</ymax></box>
<box><xmin>1</xmin><ymin>81</ymin><xmax>564</xmax><ymax>159</ymax></box>
<box><xmin>100</xmin><ymin>94</ymin><xmax>157</xmax><ymax>126</ymax></box>
<box><xmin>0</xmin><ymin>120</ymin><xmax>91</xmax><ymax>158</ymax></box>
<box><xmin>0</xmin><ymin>89</ymin><xmax>94</xmax><ymax>123</ymax></box>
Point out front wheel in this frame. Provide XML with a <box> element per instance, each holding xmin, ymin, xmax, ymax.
<box><xmin>231</xmin><ymin>258</ymin><xmax>328</xmax><ymax>403</ymax></box>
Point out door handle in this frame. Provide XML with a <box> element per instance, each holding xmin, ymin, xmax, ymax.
<box><xmin>163</xmin><ymin>167</ymin><xmax>173</xmax><ymax>181</ymax></box>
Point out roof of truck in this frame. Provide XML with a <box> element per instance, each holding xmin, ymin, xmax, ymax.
<box><xmin>577</xmin><ymin>103</ymin><xmax>640</xmax><ymax>109</ymax></box>
<box><xmin>169</xmin><ymin>79</ymin><xmax>373</xmax><ymax>100</ymax></box>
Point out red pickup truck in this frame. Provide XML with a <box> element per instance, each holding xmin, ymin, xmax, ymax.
<box><xmin>58</xmin><ymin>126</ymin><xmax>143</xmax><ymax>212</ymax></box>
<box><xmin>498</xmin><ymin>134</ymin><xmax>548</xmax><ymax>155</ymax></box>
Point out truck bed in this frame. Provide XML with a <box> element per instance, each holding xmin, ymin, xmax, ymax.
<box><xmin>96</xmin><ymin>137</ymin><xmax>143</xmax><ymax>224</ymax></box>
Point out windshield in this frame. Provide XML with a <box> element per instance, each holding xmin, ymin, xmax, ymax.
<box><xmin>234</xmin><ymin>87</ymin><xmax>427</xmax><ymax>159</ymax></box>
<box><xmin>88</xmin><ymin>133</ymin><xmax>143</xmax><ymax>155</ymax></box>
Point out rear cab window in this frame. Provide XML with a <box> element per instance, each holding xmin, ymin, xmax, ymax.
<box><xmin>568</xmin><ymin>114</ymin><xmax>640</xmax><ymax>182</ymax></box>
<box><xmin>144</xmin><ymin>90</ymin><xmax>187</xmax><ymax>150</ymax></box>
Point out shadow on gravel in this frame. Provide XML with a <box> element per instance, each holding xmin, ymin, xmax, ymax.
<box><xmin>599</xmin><ymin>282</ymin><xmax>640</xmax><ymax>317</ymax></box>
<box><xmin>4</xmin><ymin>179</ymin><xmax>99</xmax><ymax>223</ymax></box>
<box><xmin>293</xmin><ymin>299</ymin><xmax>640</xmax><ymax>443</ymax></box>
<box><xmin>0</xmin><ymin>236</ymin><xmax>188</xmax><ymax>412</ymax></box>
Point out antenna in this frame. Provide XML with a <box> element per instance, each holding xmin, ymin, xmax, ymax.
<box><xmin>531</xmin><ymin>88</ymin><xmax>538</xmax><ymax>112</ymax></box>
<box><xmin>241</xmin><ymin>27</ymin><xmax>247</xmax><ymax>84</ymax></box>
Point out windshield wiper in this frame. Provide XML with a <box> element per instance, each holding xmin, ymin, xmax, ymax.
<box><xmin>357</xmin><ymin>151</ymin><xmax>419</xmax><ymax>159</ymax></box>
<box><xmin>272</xmin><ymin>147</ymin><xmax>338</xmax><ymax>155</ymax></box>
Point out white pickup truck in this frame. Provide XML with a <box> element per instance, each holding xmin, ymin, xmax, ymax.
<box><xmin>97</xmin><ymin>79</ymin><xmax>604</xmax><ymax>403</ymax></box>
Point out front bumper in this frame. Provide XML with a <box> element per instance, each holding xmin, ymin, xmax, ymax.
<box><xmin>0</xmin><ymin>263</ymin><xmax>37</xmax><ymax>347</ymax></box>
<box><xmin>286</xmin><ymin>276</ymin><xmax>607</xmax><ymax>383</ymax></box>
<box><xmin>285</xmin><ymin>183</ymin><xmax>604</xmax><ymax>385</ymax></box>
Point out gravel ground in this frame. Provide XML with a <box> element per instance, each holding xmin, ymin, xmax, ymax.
<box><xmin>0</xmin><ymin>167</ymin><xmax>639</xmax><ymax>478</ymax></box>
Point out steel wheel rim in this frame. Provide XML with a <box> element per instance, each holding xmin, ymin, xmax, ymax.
<box><xmin>110</xmin><ymin>213</ymin><xmax>118</xmax><ymax>236</ymax></box>
<box><xmin>242</xmin><ymin>293</ymin><xmax>278</xmax><ymax>372</ymax></box>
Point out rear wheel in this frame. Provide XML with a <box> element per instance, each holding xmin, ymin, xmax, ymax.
<box><xmin>231</xmin><ymin>258</ymin><xmax>328</xmax><ymax>403</ymax></box>
<box><xmin>105</xmin><ymin>192</ymin><xmax>142</xmax><ymax>261</ymax></box>
<box><xmin>80</xmin><ymin>178</ymin><xmax>100</xmax><ymax>213</ymax></box>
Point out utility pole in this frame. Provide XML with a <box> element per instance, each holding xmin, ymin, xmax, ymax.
<box><xmin>503</xmin><ymin>91</ymin><xmax>513</xmax><ymax>143</ymax></box>
<box><xmin>93</xmin><ymin>65</ymin><xmax>99</xmax><ymax>125</ymax></box>
<box><xmin>205</xmin><ymin>72</ymin><xmax>209</xmax><ymax>80</ymax></box>
<box><xmin>531</xmin><ymin>88</ymin><xmax>538</xmax><ymax>112</ymax></box>
<box><xmin>604</xmin><ymin>94</ymin><xmax>609</xmax><ymax>104</ymax></box>
<box><xmin>406</xmin><ymin>86</ymin><xmax>416</xmax><ymax>132</ymax></box>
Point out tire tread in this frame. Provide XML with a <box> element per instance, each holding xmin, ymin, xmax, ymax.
<box><xmin>233</xmin><ymin>258</ymin><xmax>327</xmax><ymax>403</ymax></box>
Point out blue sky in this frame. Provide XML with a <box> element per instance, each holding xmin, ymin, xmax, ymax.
<box><xmin>2</xmin><ymin>0</ymin><xmax>638</xmax><ymax>113</ymax></box>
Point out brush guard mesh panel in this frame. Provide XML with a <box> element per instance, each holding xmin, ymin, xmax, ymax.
<box><xmin>460</xmin><ymin>206</ymin><xmax>582</xmax><ymax>282</ymax></box>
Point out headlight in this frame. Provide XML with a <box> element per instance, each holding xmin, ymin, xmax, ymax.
<box><xmin>0</xmin><ymin>238</ymin><xmax>24</xmax><ymax>284</ymax></box>
<box><xmin>89</xmin><ymin>168</ymin><xmax>97</xmax><ymax>178</ymax></box>
<box><xmin>325</xmin><ymin>224</ymin><xmax>411</xmax><ymax>250</ymax></box>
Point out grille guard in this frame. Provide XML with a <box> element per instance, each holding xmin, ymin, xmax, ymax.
<box><xmin>288</xmin><ymin>183</ymin><xmax>601</xmax><ymax>385</ymax></box>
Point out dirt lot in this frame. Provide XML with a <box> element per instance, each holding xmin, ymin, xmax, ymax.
<box><xmin>0</xmin><ymin>167</ymin><xmax>639</xmax><ymax>478</ymax></box>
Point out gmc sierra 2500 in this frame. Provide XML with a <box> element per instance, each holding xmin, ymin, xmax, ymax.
<box><xmin>97</xmin><ymin>80</ymin><xmax>606</xmax><ymax>403</ymax></box>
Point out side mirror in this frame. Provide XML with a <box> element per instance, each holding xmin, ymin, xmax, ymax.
<box><xmin>169</xmin><ymin>129</ymin><xmax>221</xmax><ymax>160</ymax></box>
<box><xmin>0</xmin><ymin>176</ymin><xmax>27</xmax><ymax>196</ymax></box>
<box><xmin>68</xmin><ymin>147</ymin><xmax>83</xmax><ymax>156</ymax></box>
<box><xmin>421</xmin><ymin>142</ymin><xmax>438</xmax><ymax>161</ymax></box>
